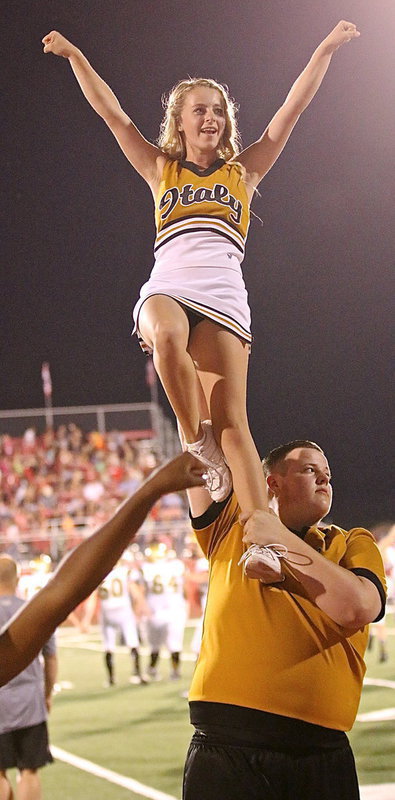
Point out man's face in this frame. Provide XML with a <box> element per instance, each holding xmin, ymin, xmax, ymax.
<box><xmin>268</xmin><ymin>447</ymin><xmax>332</xmax><ymax>528</ymax></box>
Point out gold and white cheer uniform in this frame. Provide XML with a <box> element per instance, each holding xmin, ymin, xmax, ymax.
<box><xmin>132</xmin><ymin>158</ymin><xmax>252</xmax><ymax>344</ymax></box>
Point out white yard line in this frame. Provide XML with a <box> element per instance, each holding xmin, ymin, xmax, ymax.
<box><xmin>357</xmin><ymin>708</ymin><xmax>395</xmax><ymax>722</ymax></box>
<box><xmin>363</xmin><ymin>677</ymin><xmax>395</xmax><ymax>690</ymax></box>
<box><xmin>52</xmin><ymin>745</ymin><xmax>394</xmax><ymax>800</ymax></box>
<box><xmin>54</xmin><ymin>645</ymin><xmax>395</xmax><ymax>796</ymax></box>
<box><xmin>357</xmin><ymin>678</ymin><xmax>395</xmax><ymax>721</ymax></box>
<box><xmin>360</xmin><ymin>785</ymin><xmax>395</xmax><ymax>800</ymax></box>
<box><xmin>51</xmin><ymin>746</ymin><xmax>179</xmax><ymax>800</ymax></box>
<box><xmin>57</xmin><ymin>639</ymin><xmax>197</xmax><ymax>660</ymax></box>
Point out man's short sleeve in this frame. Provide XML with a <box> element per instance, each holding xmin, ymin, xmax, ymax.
<box><xmin>341</xmin><ymin>528</ymin><xmax>387</xmax><ymax>621</ymax></box>
<box><xmin>191</xmin><ymin>492</ymin><xmax>238</xmax><ymax>558</ymax></box>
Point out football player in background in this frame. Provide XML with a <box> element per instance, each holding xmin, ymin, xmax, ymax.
<box><xmin>140</xmin><ymin>541</ymin><xmax>187</xmax><ymax>681</ymax></box>
<box><xmin>99</xmin><ymin>556</ymin><xmax>147</xmax><ymax>686</ymax></box>
<box><xmin>17</xmin><ymin>555</ymin><xmax>53</xmax><ymax>602</ymax></box>
<box><xmin>81</xmin><ymin>552</ymin><xmax>148</xmax><ymax>686</ymax></box>
<box><xmin>189</xmin><ymin>551</ymin><xmax>209</xmax><ymax>659</ymax></box>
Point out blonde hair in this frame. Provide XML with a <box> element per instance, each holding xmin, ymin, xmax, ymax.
<box><xmin>157</xmin><ymin>78</ymin><xmax>242</xmax><ymax>162</ymax></box>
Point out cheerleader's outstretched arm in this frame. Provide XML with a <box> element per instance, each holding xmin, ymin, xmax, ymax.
<box><xmin>42</xmin><ymin>31</ymin><xmax>165</xmax><ymax>187</ymax></box>
<box><xmin>239</xmin><ymin>21</ymin><xmax>360</xmax><ymax>190</ymax></box>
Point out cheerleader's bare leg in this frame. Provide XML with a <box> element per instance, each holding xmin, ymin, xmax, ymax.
<box><xmin>138</xmin><ymin>295</ymin><xmax>204</xmax><ymax>443</ymax></box>
<box><xmin>188</xmin><ymin>319</ymin><xmax>269</xmax><ymax>516</ymax></box>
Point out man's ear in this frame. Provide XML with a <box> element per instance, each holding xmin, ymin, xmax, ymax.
<box><xmin>267</xmin><ymin>474</ymin><xmax>280</xmax><ymax>497</ymax></box>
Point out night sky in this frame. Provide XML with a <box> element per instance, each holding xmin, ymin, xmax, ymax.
<box><xmin>3</xmin><ymin>1</ymin><xmax>394</xmax><ymax>527</ymax></box>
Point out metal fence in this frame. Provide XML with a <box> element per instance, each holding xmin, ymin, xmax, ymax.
<box><xmin>0</xmin><ymin>401</ymin><xmax>185</xmax><ymax>561</ymax></box>
<box><xmin>0</xmin><ymin>402</ymin><xmax>180</xmax><ymax>459</ymax></box>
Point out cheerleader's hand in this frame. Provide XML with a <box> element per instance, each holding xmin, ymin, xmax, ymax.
<box><xmin>322</xmin><ymin>21</ymin><xmax>360</xmax><ymax>54</ymax></box>
<box><xmin>42</xmin><ymin>31</ymin><xmax>78</xmax><ymax>58</ymax></box>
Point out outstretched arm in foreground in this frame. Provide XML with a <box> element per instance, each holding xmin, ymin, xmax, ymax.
<box><xmin>0</xmin><ymin>453</ymin><xmax>203</xmax><ymax>686</ymax></box>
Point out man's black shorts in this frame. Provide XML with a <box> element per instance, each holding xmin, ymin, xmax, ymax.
<box><xmin>0</xmin><ymin>722</ymin><xmax>53</xmax><ymax>771</ymax></box>
<box><xmin>183</xmin><ymin>729</ymin><xmax>360</xmax><ymax>800</ymax></box>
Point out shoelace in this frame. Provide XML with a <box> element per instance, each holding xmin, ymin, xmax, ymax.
<box><xmin>238</xmin><ymin>543</ymin><xmax>289</xmax><ymax>567</ymax></box>
<box><xmin>188</xmin><ymin>447</ymin><xmax>224</xmax><ymax>491</ymax></box>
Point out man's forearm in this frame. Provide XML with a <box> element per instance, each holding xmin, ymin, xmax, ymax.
<box><xmin>280</xmin><ymin>534</ymin><xmax>381</xmax><ymax>628</ymax></box>
<box><xmin>243</xmin><ymin>512</ymin><xmax>382</xmax><ymax>627</ymax></box>
<box><xmin>44</xmin><ymin>654</ymin><xmax>58</xmax><ymax>700</ymax></box>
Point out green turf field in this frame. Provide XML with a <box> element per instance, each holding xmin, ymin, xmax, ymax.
<box><xmin>8</xmin><ymin>617</ymin><xmax>395</xmax><ymax>799</ymax></box>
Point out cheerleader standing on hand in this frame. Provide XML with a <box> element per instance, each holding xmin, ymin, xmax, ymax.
<box><xmin>43</xmin><ymin>21</ymin><xmax>360</xmax><ymax>515</ymax></box>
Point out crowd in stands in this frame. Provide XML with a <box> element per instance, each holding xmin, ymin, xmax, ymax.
<box><xmin>1</xmin><ymin>424</ymin><xmax>393</xmax><ymax>628</ymax></box>
<box><xmin>0</xmin><ymin>424</ymin><xmax>188</xmax><ymax>563</ymax></box>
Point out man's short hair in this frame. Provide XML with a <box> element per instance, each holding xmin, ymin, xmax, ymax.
<box><xmin>0</xmin><ymin>554</ymin><xmax>18</xmax><ymax>585</ymax></box>
<box><xmin>262</xmin><ymin>440</ymin><xmax>325</xmax><ymax>478</ymax></box>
